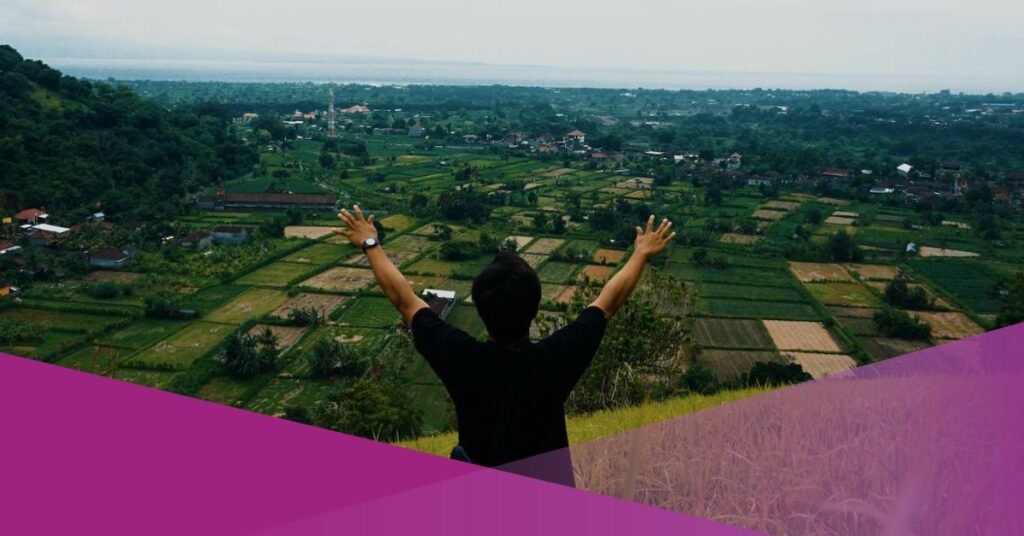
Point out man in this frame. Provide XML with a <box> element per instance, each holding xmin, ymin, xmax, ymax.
<box><xmin>336</xmin><ymin>205</ymin><xmax>675</xmax><ymax>470</ymax></box>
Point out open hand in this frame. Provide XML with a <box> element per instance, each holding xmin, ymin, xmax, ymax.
<box><xmin>634</xmin><ymin>214</ymin><xmax>676</xmax><ymax>260</ymax></box>
<box><xmin>335</xmin><ymin>205</ymin><xmax>378</xmax><ymax>247</ymax></box>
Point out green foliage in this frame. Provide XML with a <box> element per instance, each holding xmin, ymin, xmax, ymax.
<box><xmin>873</xmin><ymin>307</ymin><xmax>932</xmax><ymax>340</ymax></box>
<box><xmin>739</xmin><ymin>361</ymin><xmax>812</xmax><ymax>387</ymax></box>
<box><xmin>996</xmin><ymin>273</ymin><xmax>1024</xmax><ymax>328</ymax></box>
<box><xmin>883</xmin><ymin>273</ymin><xmax>932</xmax><ymax>310</ymax></box>
<box><xmin>438</xmin><ymin>190</ymin><xmax>492</xmax><ymax>222</ymax></box>
<box><xmin>680</xmin><ymin>363</ymin><xmax>720</xmax><ymax>395</ymax></box>
<box><xmin>0</xmin><ymin>317</ymin><xmax>42</xmax><ymax>345</ymax></box>
<box><xmin>90</xmin><ymin>281</ymin><xmax>120</xmax><ymax>299</ymax></box>
<box><xmin>312</xmin><ymin>378</ymin><xmax>422</xmax><ymax>441</ymax></box>
<box><xmin>0</xmin><ymin>46</ymin><xmax>256</xmax><ymax>216</ymax></box>
<box><xmin>824</xmin><ymin>231</ymin><xmax>864</xmax><ymax>262</ymax></box>
<box><xmin>223</xmin><ymin>329</ymin><xmax>278</xmax><ymax>378</ymax></box>
<box><xmin>307</xmin><ymin>337</ymin><xmax>369</xmax><ymax>379</ymax></box>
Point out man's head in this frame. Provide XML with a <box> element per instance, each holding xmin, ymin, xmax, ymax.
<box><xmin>472</xmin><ymin>253</ymin><xmax>541</xmax><ymax>345</ymax></box>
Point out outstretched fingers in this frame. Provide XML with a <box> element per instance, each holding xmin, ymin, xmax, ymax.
<box><xmin>645</xmin><ymin>214</ymin><xmax>655</xmax><ymax>234</ymax></box>
<box><xmin>353</xmin><ymin>204</ymin><xmax>366</xmax><ymax>222</ymax></box>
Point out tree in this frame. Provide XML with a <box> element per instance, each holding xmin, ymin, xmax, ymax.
<box><xmin>680</xmin><ymin>363</ymin><xmax>719</xmax><ymax>395</ymax></box>
<box><xmin>883</xmin><ymin>273</ymin><xmax>932</xmax><ymax>310</ymax></box>
<box><xmin>804</xmin><ymin>209</ymin><xmax>823</xmax><ymax>224</ymax></box>
<box><xmin>224</xmin><ymin>330</ymin><xmax>278</xmax><ymax>378</ymax></box>
<box><xmin>740</xmin><ymin>361</ymin><xmax>813</xmax><ymax>387</ymax></box>
<box><xmin>313</xmin><ymin>378</ymin><xmax>422</xmax><ymax>441</ymax></box>
<box><xmin>873</xmin><ymin>307</ymin><xmax>932</xmax><ymax>340</ymax></box>
<box><xmin>824</xmin><ymin>231</ymin><xmax>864</xmax><ymax>262</ymax></box>
<box><xmin>319</xmin><ymin>152</ymin><xmax>335</xmax><ymax>169</ymax></box>
<box><xmin>705</xmin><ymin>184</ymin><xmax>723</xmax><ymax>206</ymax></box>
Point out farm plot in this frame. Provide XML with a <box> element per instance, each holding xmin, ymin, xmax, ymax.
<box><xmin>246</xmin><ymin>325</ymin><xmax>309</xmax><ymax>355</ymax></box>
<box><xmin>519</xmin><ymin>253</ymin><xmax>547</xmax><ymax>269</ymax></box>
<box><xmin>918</xmin><ymin>246</ymin><xmax>979</xmax><ymax>258</ymax></box>
<box><xmin>411</xmin><ymin>222</ymin><xmax>463</xmax><ymax>237</ymax></box>
<box><xmin>762</xmin><ymin>200</ymin><xmax>801</xmax><ymax>211</ymax></box>
<box><xmin>541</xmin><ymin>284</ymin><xmax>571</xmax><ymax>304</ymax></box>
<box><xmin>783</xmin><ymin>352</ymin><xmax>857</xmax><ymax>379</ymax></box>
<box><xmin>283</xmin><ymin>243</ymin><xmax>349</xmax><ymax>264</ymax></box>
<box><xmin>699</xmin><ymin>266</ymin><xmax>795</xmax><ymax>287</ymax></box>
<box><xmin>345</xmin><ymin>249</ymin><xmax>417</xmax><ymax>268</ymax></box>
<box><xmin>555</xmin><ymin>286</ymin><xmax>580</xmax><ymax>305</ymax></box>
<box><xmin>237</xmin><ymin>262</ymin><xmax>313</xmax><ymax>287</ymax></box>
<box><xmin>828</xmin><ymin>305</ymin><xmax>879</xmax><ymax>318</ymax></box>
<box><xmin>720</xmin><ymin>233</ymin><xmax>760</xmax><ymax>245</ymax></box>
<box><xmin>752</xmin><ymin>209</ymin><xmax>787</xmax><ymax>221</ymax></box>
<box><xmin>762</xmin><ymin>320</ymin><xmax>842</xmax><ymax>352</ymax></box>
<box><xmin>699</xmin><ymin>283</ymin><xmax>803</xmax><ymax>302</ymax></box>
<box><xmin>337</xmin><ymin>297</ymin><xmax>400</xmax><ymax>328</ymax></box>
<box><xmin>300</xmin><ymin>267</ymin><xmax>376</xmax><ymax>292</ymax></box>
<box><xmin>0</xmin><ymin>308</ymin><xmax>123</xmax><ymax>333</ymax></box>
<box><xmin>378</xmin><ymin>214</ymin><xmax>417</xmax><ymax>232</ymax></box>
<box><xmin>407</xmin><ymin>257</ymin><xmax>462</xmax><ymax>276</ymax></box>
<box><xmin>909</xmin><ymin>261</ymin><xmax>1004</xmax><ymax>313</ymax></box>
<box><xmin>246</xmin><ymin>378</ymin><xmax>336</xmax><ymax>417</ymax></box>
<box><xmin>205</xmin><ymin>288</ymin><xmax>289</xmax><ymax>324</ymax></box>
<box><xmin>805</xmin><ymin>282</ymin><xmax>884</xmax><ymax>308</ymax></box>
<box><xmin>909</xmin><ymin>312</ymin><xmax>984</xmax><ymax>340</ymax></box>
<box><xmin>864</xmin><ymin>281</ymin><xmax>954</xmax><ymax>309</ymax></box>
<box><xmin>697</xmin><ymin>350</ymin><xmax>781</xmax><ymax>381</ymax></box>
<box><xmin>835</xmin><ymin>315</ymin><xmax>880</xmax><ymax>336</ymax></box>
<box><xmin>406</xmin><ymin>275</ymin><xmax>449</xmax><ymax>294</ymax></box>
<box><xmin>538</xmin><ymin>261</ymin><xmax>579</xmax><ymax>283</ymax></box>
<box><xmin>271</xmin><ymin>292</ymin><xmax>347</xmax><ymax>320</ymax></box>
<box><xmin>100</xmin><ymin>319</ymin><xmax>190</xmax><ymax>350</ymax></box>
<box><xmin>387</xmin><ymin>234</ymin><xmax>433</xmax><ymax>253</ymax></box>
<box><xmin>110</xmin><ymin>368</ymin><xmax>178</xmax><ymax>389</ymax></box>
<box><xmin>789</xmin><ymin>262</ymin><xmax>855</xmax><ymax>282</ymax></box>
<box><xmin>84</xmin><ymin>271</ymin><xmax>144</xmax><ymax>284</ymax></box>
<box><xmin>592</xmin><ymin>249</ymin><xmax>626</xmax><ymax>265</ymax></box>
<box><xmin>504</xmin><ymin>235</ymin><xmax>535</xmax><ymax>250</ymax></box>
<box><xmin>692</xmin><ymin>318</ymin><xmax>774</xmax><ymax>349</ymax></box>
<box><xmin>57</xmin><ymin>346</ymin><xmax>127</xmax><ymax>374</ymax></box>
<box><xmin>844</xmin><ymin>264</ymin><xmax>900</xmax><ymax>281</ymax></box>
<box><xmin>524</xmin><ymin>238</ymin><xmax>566</xmax><ymax>255</ymax></box>
<box><xmin>196</xmin><ymin>376</ymin><xmax>253</xmax><ymax>406</ymax></box>
<box><xmin>284</xmin><ymin>226</ymin><xmax>335</xmax><ymax>239</ymax></box>
<box><xmin>130</xmin><ymin>321</ymin><xmax>232</xmax><ymax>369</ymax></box>
<box><xmin>860</xmin><ymin>337</ymin><xmax>932</xmax><ymax>359</ymax></box>
<box><xmin>578</xmin><ymin>264</ymin><xmax>615</xmax><ymax>283</ymax></box>
<box><xmin>699</xmin><ymin>299</ymin><xmax>820</xmax><ymax>321</ymax></box>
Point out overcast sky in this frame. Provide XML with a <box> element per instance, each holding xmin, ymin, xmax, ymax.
<box><xmin>3</xmin><ymin>0</ymin><xmax>1023</xmax><ymax>86</ymax></box>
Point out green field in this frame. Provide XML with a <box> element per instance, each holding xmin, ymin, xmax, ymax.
<box><xmin>692</xmin><ymin>318</ymin><xmax>774</xmax><ymax>349</ymax></box>
<box><xmin>0</xmin><ymin>308</ymin><xmax>123</xmax><ymax>333</ymax></box>
<box><xmin>804</xmin><ymin>282</ymin><xmax>885</xmax><ymax>308</ymax></box>
<box><xmin>282</xmin><ymin>243</ymin><xmax>351</xmax><ymax>265</ymax></box>
<box><xmin>56</xmin><ymin>345</ymin><xmax>128</xmax><ymax>374</ymax></box>
<box><xmin>337</xmin><ymin>297</ymin><xmax>401</xmax><ymax>328</ymax></box>
<box><xmin>699</xmin><ymin>283</ymin><xmax>804</xmax><ymax>302</ymax></box>
<box><xmin>237</xmin><ymin>262</ymin><xmax>314</xmax><ymax>287</ymax></box>
<box><xmin>698</xmin><ymin>350</ymin><xmax>782</xmax><ymax>381</ymax></box>
<box><xmin>537</xmin><ymin>261</ymin><xmax>579</xmax><ymax>283</ymax></box>
<box><xmin>447</xmin><ymin>304</ymin><xmax>487</xmax><ymax>339</ymax></box>
<box><xmin>205</xmin><ymin>288</ymin><xmax>290</xmax><ymax>324</ymax></box>
<box><xmin>698</xmin><ymin>298</ymin><xmax>820</xmax><ymax>320</ymax></box>
<box><xmin>128</xmin><ymin>321</ymin><xmax>233</xmax><ymax>369</ymax></box>
<box><xmin>99</xmin><ymin>319</ymin><xmax>190</xmax><ymax>350</ymax></box>
<box><xmin>246</xmin><ymin>378</ymin><xmax>336</xmax><ymax>416</ymax></box>
<box><xmin>909</xmin><ymin>260</ymin><xmax>1006</xmax><ymax>313</ymax></box>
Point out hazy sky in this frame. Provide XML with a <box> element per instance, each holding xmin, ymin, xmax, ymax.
<box><xmin>3</xmin><ymin>0</ymin><xmax>1024</xmax><ymax>82</ymax></box>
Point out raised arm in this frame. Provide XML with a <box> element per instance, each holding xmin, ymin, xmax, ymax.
<box><xmin>590</xmin><ymin>215</ymin><xmax>675</xmax><ymax>319</ymax></box>
<box><xmin>336</xmin><ymin>205</ymin><xmax>428</xmax><ymax>325</ymax></box>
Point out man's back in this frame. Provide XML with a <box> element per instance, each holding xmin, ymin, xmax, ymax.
<box><xmin>411</xmin><ymin>306</ymin><xmax>607</xmax><ymax>467</ymax></box>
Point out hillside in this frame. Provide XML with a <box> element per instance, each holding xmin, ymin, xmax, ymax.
<box><xmin>0</xmin><ymin>45</ymin><xmax>256</xmax><ymax>221</ymax></box>
<box><xmin>399</xmin><ymin>387</ymin><xmax>770</xmax><ymax>457</ymax></box>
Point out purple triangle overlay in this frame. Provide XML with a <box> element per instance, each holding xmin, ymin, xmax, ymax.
<box><xmin>502</xmin><ymin>323</ymin><xmax>1024</xmax><ymax>535</ymax></box>
<box><xmin>0</xmin><ymin>353</ymin><xmax>755</xmax><ymax>535</ymax></box>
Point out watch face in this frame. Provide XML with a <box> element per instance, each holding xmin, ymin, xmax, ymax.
<box><xmin>363</xmin><ymin>238</ymin><xmax>378</xmax><ymax>248</ymax></box>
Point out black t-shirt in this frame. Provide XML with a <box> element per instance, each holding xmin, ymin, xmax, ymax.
<box><xmin>411</xmin><ymin>306</ymin><xmax>608</xmax><ymax>467</ymax></box>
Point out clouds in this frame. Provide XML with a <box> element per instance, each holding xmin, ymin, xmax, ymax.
<box><xmin>2</xmin><ymin>0</ymin><xmax>1022</xmax><ymax>84</ymax></box>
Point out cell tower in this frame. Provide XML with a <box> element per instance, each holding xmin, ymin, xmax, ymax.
<box><xmin>327</xmin><ymin>86</ymin><xmax>336</xmax><ymax>138</ymax></box>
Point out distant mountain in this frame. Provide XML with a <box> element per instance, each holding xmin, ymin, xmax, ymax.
<box><xmin>0</xmin><ymin>45</ymin><xmax>256</xmax><ymax>221</ymax></box>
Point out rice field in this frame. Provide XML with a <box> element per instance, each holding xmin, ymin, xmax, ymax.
<box><xmin>204</xmin><ymin>288</ymin><xmax>290</xmax><ymax>324</ymax></box>
<box><xmin>337</xmin><ymin>297</ymin><xmax>401</xmax><ymax>328</ymax></box>
<box><xmin>524</xmin><ymin>238</ymin><xmax>566</xmax><ymax>255</ymax></box>
<box><xmin>692</xmin><ymin>318</ymin><xmax>774</xmax><ymax>349</ymax></box>
<box><xmin>804</xmin><ymin>282</ymin><xmax>884</xmax><ymax>308</ymax></box>
<box><xmin>698</xmin><ymin>299</ymin><xmax>820</xmax><ymax>321</ymax></box>
<box><xmin>271</xmin><ymin>292</ymin><xmax>347</xmax><ymax>319</ymax></box>
<box><xmin>789</xmin><ymin>262</ymin><xmax>855</xmax><ymax>283</ymax></box>
<box><xmin>128</xmin><ymin>321</ymin><xmax>233</xmax><ymax>369</ymax></box>
<box><xmin>909</xmin><ymin>311</ymin><xmax>985</xmax><ymax>340</ymax></box>
<box><xmin>282</xmin><ymin>243</ymin><xmax>350</xmax><ymax>264</ymax></box>
<box><xmin>236</xmin><ymin>262</ymin><xmax>313</xmax><ymax>287</ymax></box>
<box><xmin>299</xmin><ymin>267</ymin><xmax>376</xmax><ymax>292</ymax></box>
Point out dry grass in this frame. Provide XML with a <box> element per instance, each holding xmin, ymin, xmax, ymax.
<box><xmin>783</xmin><ymin>352</ymin><xmax>857</xmax><ymax>379</ymax></box>
<box><xmin>752</xmin><ymin>209</ymin><xmax>787</xmax><ymax>221</ymax></box>
<box><xmin>299</xmin><ymin>267</ymin><xmax>376</xmax><ymax>292</ymax></box>
<box><xmin>910</xmin><ymin>311</ymin><xmax>984</xmax><ymax>340</ymax></box>
<box><xmin>762</xmin><ymin>200</ymin><xmax>801</xmax><ymax>211</ymax></box>
<box><xmin>592</xmin><ymin>248</ymin><xmax>626</xmax><ymax>264</ymax></box>
<box><xmin>284</xmin><ymin>226</ymin><xmax>336</xmax><ymax>239</ymax></box>
<box><xmin>719</xmin><ymin>233</ymin><xmax>760</xmax><ymax>245</ymax></box>
<box><xmin>579</xmin><ymin>264</ymin><xmax>615</xmax><ymax>283</ymax></box>
<box><xmin>524</xmin><ymin>238</ymin><xmax>566</xmax><ymax>255</ymax></box>
<box><xmin>918</xmin><ymin>246</ymin><xmax>979</xmax><ymax>258</ymax></box>
<box><xmin>844</xmin><ymin>263</ymin><xmax>899</xmax><ymax>280</ymax></box>
<box><xmin>763</xmin><ymin>320</ymin><xmax>842</xmax><ymax>352</ymax></box>
<box><xmin>271</xmin><ymin>292</ymin><xmax>347</xmax><ymax>319</ymax></box>
<box><xmin>824</xmin><ymin>216</ymin><xmax>856</xmax><ymax>225</ymax></box>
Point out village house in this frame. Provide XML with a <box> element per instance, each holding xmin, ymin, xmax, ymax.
<box><xmin>747</xmin><ymin>177</ymin><xmax>773</xmax><ymax>187</ymax></box>
<box><xmin>727</xmin><ymin>153</ymin><xmax>743</xmax><ymax>171</ymax></box>
<box><xmin>89</xmin><ymin>248</ymin><xmax>129</xmax><ymax>269</ymax></box>
<box><xmin>0</xmin><ymin>280</ymin><xmax>13</xmax><ymax>298</ymax></box>
<box><xmin>241</xmin><ymin>112</ymin><xmax>259</xmax><ymax>122</ymax></box>
<box><xmin>897</xmin><ymin>163</ymin><xmax>914</xmax><ymax>177</ymax></box>
<box><xmin>0</xmin><ymin>240</ymin><xmax>19</xmax><ymax>255</ymax></box>
<box><xmin>211</xmin><ymin>226</ymin><xmax>250</xmax><ymax>245</ymax></box>
<box><xmin>820</xmin><ymin>168</ymin><xmax>853</xmax><ymax>181</ymax></box>
<box><xmin>14</xmin><ymin>208</ymin><xmax>47</xmax><ymax>226</ymax></box>
<box><xmin>408</xmin><ymin>125</ymin><xmax>425</xmax><ymax>138</ymax></box>
<box><xmin>341</xmin><ymin>105</ymin><xmax>370</xmax><ymax>114</ymax></box>
<box><xmin>180</xmin><ymin>231</ymin><xmax>213</xmax><ymax>251</ymax></box>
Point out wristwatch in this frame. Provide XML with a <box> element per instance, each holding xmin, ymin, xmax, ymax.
<box><xmin>362</xmin><ymin>237</ymin><xmax>380</xmax><ymax>252</ymax></box>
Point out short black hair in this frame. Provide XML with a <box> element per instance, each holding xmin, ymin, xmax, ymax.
<box><xmin>472</xmin><ymin>253</ymin><xmax>541</xmax><ymax>345</ymax></box>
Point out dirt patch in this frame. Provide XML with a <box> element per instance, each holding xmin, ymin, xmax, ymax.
<box><xmin>844</xmin><ymin>264</ymin><xmax>899</xmax><ymax>280</ymax></box>
<box><xmin>816</xmin><ymin>197</ymin><xmax>850</xmax><ymax>206</ymax></box>
<box><xmin>541</xmin><ymin>168</ymin><xmax>576</xmax><ymax>177</ymax></box>
<box><xmin>335</xmin><ymin>334</ymin><xmax>365</xmax><ymax>344</ymax></box>
<box><xmin>504</xmin><ymin>235</ymin><xmax>535</xmax><ymax>250</ymax></box>
<box><xmin>579</xmin><ymin>264</ymin><xmax>615</xmax><ymax>283</ymax></box>
<box><xmin>555</xmin><ymin>286</ymin><xmax>579</xmax><ymax>304</ymax></box>
<box><xmin>860</xmin><ymin>337</ymin><xmax>931</xmax><ymax>359</ymax></box>
<box><xmin>592</xmin><ymin>248</ymin><xmax>626</xmax><ymax>264</ymax></box>
<box><xmin>832</xmin><ymin>211</ymin><xmax>859</xmax><ymax>218</ymax></box>
<box><xmin>783</xmin><ymin>352</ymin><xmax>857</xmax><ymax>379</ymax></box>
<box><xmin>824</xmin><ymin>216</ymin><xmax>856</xmax><ymax>225</ymax></box>
<box><xmin>284</xmin><ymin>226</ymin><xmax>336</xmax><ymax>239</ymax></box>
<box><xmin>789</xmin><ymin>262</ymin><xmax>855</xmax><ymax>282</ymax></box>
<box><xmin>300</xmin><ymin>267</ymin><xmax>376</xmax><ymax>292</ymax></box>
<box><xmin>763</xmin><ymin>320</ymin><xmax>842</xmax><ymax>352</ymax></box>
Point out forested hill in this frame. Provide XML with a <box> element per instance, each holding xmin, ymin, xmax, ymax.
<box><xmin>0</xmin><ymin>45</ymin><xmax>256</xmax><ymax>222</ymax></box>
